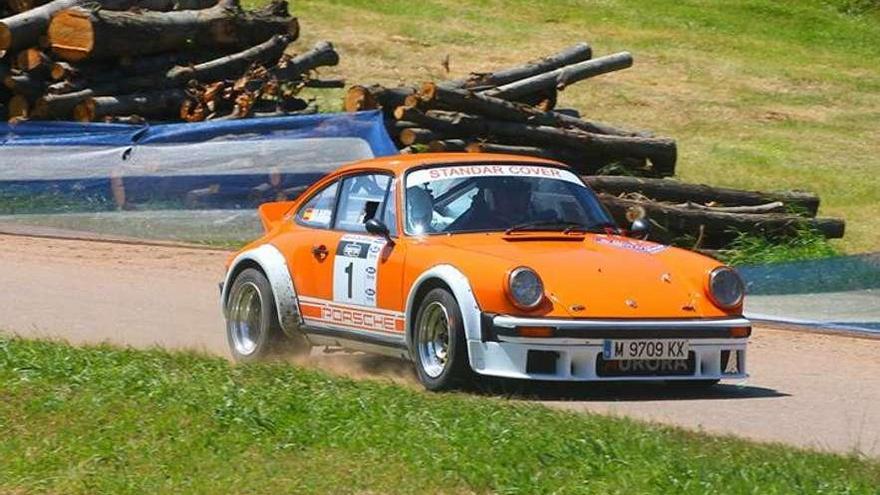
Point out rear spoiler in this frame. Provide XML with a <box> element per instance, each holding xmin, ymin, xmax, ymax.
<box><xmin>258</xmin><ymin>201</ymin><xmax>297</xmax><ymax>233</ymax></box>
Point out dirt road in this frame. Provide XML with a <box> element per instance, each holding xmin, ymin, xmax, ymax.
<box><xmin>2</xmin><ymin>234</ymin><xmax>878</xmax><ymax>458</ymax></box>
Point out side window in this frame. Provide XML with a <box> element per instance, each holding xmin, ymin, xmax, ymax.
<box><xmin>381</xmin><ymin>179</ymin><xmax>399</xmax><ymax>237</ymax></box>
<box><xmin>334</xmin><ymin>174</ymin><xmax>391</xmax><ymax>233</ymax></box>
<box><xmin>295</xmin><ymin>181</ymin><xmax>338</xmax><ymax>229</ymax></box>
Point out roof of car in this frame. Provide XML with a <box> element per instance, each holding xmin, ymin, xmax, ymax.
<box><xmin>332</xmin><ymin>152</ymin><xmax>569</xmax><ymax>176</ymax></box>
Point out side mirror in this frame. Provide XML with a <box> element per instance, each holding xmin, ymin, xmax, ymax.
<box><xmin>629</xmin><ymin>218</ymin><xmax>650</xmax><ymax>240</ymax></box>
<box><xmin>365</xmin><ymin>218</ymin><xmax>391</xmax><ymax>240</ymax></box>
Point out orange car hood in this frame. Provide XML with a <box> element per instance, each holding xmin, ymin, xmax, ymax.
<box><xmin>424</xmin><ymin>233</ymin><xmax>731</xmax><ymax>318</ymax></box>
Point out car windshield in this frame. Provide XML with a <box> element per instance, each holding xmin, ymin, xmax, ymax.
<box><xmin>404</xmin><ymin>163</ymin><xmax>615</xmax><ymax>235</ymax></box>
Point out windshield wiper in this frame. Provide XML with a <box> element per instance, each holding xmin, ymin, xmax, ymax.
<box><xmin>504</xmin><ymin>220</ymin><xmax>591</xmax><ymax>235</ymax></box>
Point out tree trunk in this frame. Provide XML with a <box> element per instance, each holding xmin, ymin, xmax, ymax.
<box><xmin>419</xmin><ymin>82</ymin><xmax>648</xmax><ymax>137</ymax></box>
<box><xmin>48</xmin><ymin>0</ymin><xmax>298</xmax><ymax>62</ymax></box>
<box><xmin>0</xmin><ymin>0</ymin><xmax>188</xmax><ymax>52</ymax></box>
<box><xmin>0</xmin><ymin>0</ymin><xmax>79</xmax><ymax>52</ymax></box>
<box><xmin>583</xmin><ymin>175</ymin><xmax>821</xmax><ymax>217</ymax></box>
<box><xmin>343</xmin><ymin>84</ymin><xmax>415</xmax><ymax>113</ymax></box>
<box><xmin>303</xmin><ymin>78</ymin><xmax>344</xmax><ymax>89</ymax></box>
<box><xmin>272</xmin><ymin>40</ymin><xmax>338</xmax><ymax>81</ymax></box>
<box><xmin>395</xmin><ymin>107</ymin><xmax>676</xmax><ymax>176</ymax></box>
<box><xmin>597</xmin><ymin>194</ymin><xmax>844</xmax><ymax>249</ymax></box>
<box><xmin>399</xmin><ymin>127</ymin><xmax>446</xmax><ymax>146</ymax></box>
<box><xmin>484</xmin><ymin>52</ymin><xmax>633</xmax><ymax>101</ymax></box>
<box><xmin>445</xmin><ymin>42</ymin><xmax>592</xmax><ymax>90</ymax></box>
<box><xmin>73</xmin><ymin>88</ymin><xmax>187</xmax><ymax>121</ymax></box>
<box><xmin>4</xmin><ymin>72</ymin><xmax>45</xmax><ymax>98</ymax></box>
<box><xmin>7</xmin><ymin>93</ymin><xmax>28</xmax><ymax>119</ymax></box>
<box><xmin>426</xmin><ymin>139</ymin><xmax>467</xmax><ymax>152</ymax></box>
<box><xmin>167</xmin><ymin>33</ymin><xmax>291</xmax><ymax>83</ymax></box>
<box><xmin>464</xmin><ymin>142</ymin><xmax>647</xmax><ymax>175</ymax></box>
<box><xmin>31</xmin><ymin>88</ymin><xmax>91</xmax><ymax>118</ymax></box>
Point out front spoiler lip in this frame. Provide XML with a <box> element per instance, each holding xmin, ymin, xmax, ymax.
<box><xmin>493</xmin><ymin>315</ymin><xmax>751</xmax><ymax>330</ymax></box>
<box><xmin>485</xmin><ymin>315</ymin><xmax>751</xmax><ymax>341</ymax></box>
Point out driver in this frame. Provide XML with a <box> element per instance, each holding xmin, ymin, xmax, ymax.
<box><xmin>448</xmin><ymin>177</ymin><xmax>534</xmax><ymax>231</ymax></box>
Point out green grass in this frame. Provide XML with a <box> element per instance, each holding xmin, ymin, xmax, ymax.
<box><xmin>1</xmin><ymin>337</ymin><xmax>879</xmax><ymax>494</ymax></box>
<box><xmin>268</xmin><ymin>0</ymin><xmax>880</xmax><ymax>253</ymax></box>
<box><xmin>721</xmin><ymin>228</ymin><xmax>841</xmax><ymax>266</ymax></box>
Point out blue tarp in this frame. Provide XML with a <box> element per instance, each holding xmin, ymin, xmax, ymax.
<box><xmin>0</xmin><ymin>111</ymin><xmax>397</xmax><ymax>212</ymax></box>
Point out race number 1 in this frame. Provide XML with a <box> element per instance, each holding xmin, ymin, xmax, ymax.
<box><xmin>333</xmin><ymin>235</ymin><xmax>386</xmax><ymax>307</ymax></box>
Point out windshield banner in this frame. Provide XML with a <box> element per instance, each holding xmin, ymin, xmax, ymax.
<box><xmin>407</xmin><ymin>164</ymin><xmax>582</xmax><ymax>186</ymax></box>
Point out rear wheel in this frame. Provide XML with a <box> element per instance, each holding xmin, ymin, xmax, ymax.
<box><xmin>226</xmin><ymin>268</ymin><xmax>308</xmax><ymax>362</ymax></box>
<box><xmin>412</xmin><ymin>288</ymin><xmax>472</xmax><ymax>391</ymax></box>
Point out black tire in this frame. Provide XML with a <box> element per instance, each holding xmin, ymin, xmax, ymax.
<box><xmin>412</xmin><ymin>287</ymin><xmax>473</xmax><ymax>391</ymax></box>
<box><xmin>225</xmin><ymin>268</ymin><xmax>308</xmax><ymax>362</ymax></box>
<box><xmin>666</xmin><ymin>379</ymin><xmax>720</xmax><ymax>390</ymax></box>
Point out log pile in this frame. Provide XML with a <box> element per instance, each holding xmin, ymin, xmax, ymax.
<box><xmin>584</xmin><ymin>176</ymin><xmax>845</xmax><ymax>249</ymax></box>
<box><xmin>0</xmin><ymin>0</ymin><xmax>341</xmax><ymax>122</ymax></box>
<box><xmin>344</xmin><ymin>44</ymin><xmax>845</xmax><ymax>248</ymax></box>
<box><xmin>344</xmin><ymin>43</ymin><xmax>676</xmax><ymax>177</ymax></box>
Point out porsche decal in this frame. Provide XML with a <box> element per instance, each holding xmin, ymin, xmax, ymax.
<box><xmin>299</xmin><ymin>296</ymin><xmax>405</xmax><ymax>334</ymax></box>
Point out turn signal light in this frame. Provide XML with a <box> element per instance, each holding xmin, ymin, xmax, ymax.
<box><xmin>730</xmin><ymin>327</ymin><xmax>751</xmax><ymax>338</ymax></box>
<box><xmin>517</xmin><ymin>326</ymin><xmax>554</xmax><ymax>337</ymax></box>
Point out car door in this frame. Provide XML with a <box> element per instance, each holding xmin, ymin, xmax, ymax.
<box><xmin>296</xmin><ymin>172</ymin><xmax>408</xmax><ymax>338</ymax></box>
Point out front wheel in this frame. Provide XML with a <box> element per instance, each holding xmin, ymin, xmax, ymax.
<box><xmin>225</xmin><ymin>268</ymin><xmax>308</xmax><ymax>362</ymax></box>
<box><xmin>412</xmin><ymin>288</ymin><xmax>473</xmax><ymax>391</ymax></box>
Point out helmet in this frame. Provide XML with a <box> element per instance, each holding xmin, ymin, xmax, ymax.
<box><xmin>406</xmin><ymin>186</ymin><xmax>434</xmax><ymax>234</ymax></box>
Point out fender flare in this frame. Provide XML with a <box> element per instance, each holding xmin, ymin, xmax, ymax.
<box><xmin>221</xmin><ymin>244</ymin><xmax>302</xmax><ymax>336</ymax></box>
<box><xmin>404</xmin><ymin>264</ymin><xmax>482</xmax><ymax>365</ymax></box>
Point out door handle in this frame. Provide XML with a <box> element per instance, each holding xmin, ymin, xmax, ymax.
<box><xmin>311</xmin><ymin>244</ymin><xmax>329</xmax><ymax>260</ymax></box>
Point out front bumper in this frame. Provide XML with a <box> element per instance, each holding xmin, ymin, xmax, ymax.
<box><xmin>467</xmin><ymin>315</ymin><xmax>749</xmax><ymax>381</ymax></box>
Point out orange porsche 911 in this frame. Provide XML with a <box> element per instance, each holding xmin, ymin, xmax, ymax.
<box><xmin>220</xmin><ymin>153</ymin><xmax>749</xmax><ymax>390</ymax></box>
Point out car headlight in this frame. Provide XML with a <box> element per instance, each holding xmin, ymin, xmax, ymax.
<box><xmin>506</xmin><ymin>267</ymin><xmax>544</xmax><ymax>310</ymax></box>
<box><xmin>707</xmin><ymin>267</ymin><xmax>745</xmax><ymax>309</ymax></box>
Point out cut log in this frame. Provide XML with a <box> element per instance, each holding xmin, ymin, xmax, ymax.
<box><xmin>272</xmin><ymin>40</ymin><xmax>339</xmax><ymax>80</ymax></box>
<box><xmin>484</xmin><ymin>52</ymin><xmax>633</xmax><ymax>101</ymax></box>
<box><xmin>15</xmin><ymin>47</ymin><xmax>51</xmax><ymax>73</ymax></box>
<box><xmin>48</xmin><ymin>0</ymin><xmax>298</xmax><ymax>62</ymax></box>
<box><xmin>7</xmin><ymin>93</ymin><xmax>28</xmax><ymax>119</ymax></box>
<box><xmin>426</xmin><ymin>139</ymin><xmax>467</xmax><ymax>152</ymax></box>
<box><xmin>49</xmin><ymin>60</ymin><xmax>78</xmax><ymax>80</ymax></box>
<box><xmin>31</xmin><ymin>88</ymin><xmax>91</xmax><ymax>118</ymax></box>
<box><xmin>464</xmin><ymin>142</ymin><xmax>646</xmax><ymax>175</ymax></box>
<box><xmin>419</xmin><ymin>82</ymin><xmax>648</xmax><ymax>137</ymax></box>
<box><xmin>678</xmin><ymin>201</ymin><xmax>786</xmax><ymax>214</ymax></box>
<box><xmin>446</xmin><ymin>42</ymin><xmax>592</xmax><ymax>89</ymax></box>
<box><xmin>598</xmin><ymin>194</ymin><xmax>844</xmax><ymax>248</ymax></box>
<box><xmin>167</xmin><ymin>34</ymin><xmax>292</xmax><ymax>84</ymax></box>
<box><xmin>302</xmin><ymin>78</ymin><xmax>345</xmax><ymax>89</ymax></box>
<box><xmin>4</xmin><ymin>72</ymin><xmax>45</xmax><ymax>98</ymax></box>
<box><xmin>582</xmin><ymin>176</ymin><xmax>821</xmax><ymax>216</ymax></box>
<box><xmin>395</xmin><ymin>107</ymin><xmax>676</xmax><ymax>176</ymax></box>
<box><xmin>343</xmin><ymin>84</ymin><xmax>415</xmax><ymax>113</ymax></box>
<box><xmin>399</xmin><ymin>127</ymin><xmax>445</xmax><ymax>146</ymax></box>
<box><xmin>73</xmin><ymin>88</ymin><xmax>187</xmax><ymax>122</ymax></box>
<box><xmin>0</xmin><ymin>0</ymin><xmax>79</xmax><ymax>52</ymax></box>
<box><xmin>8</xmin><ymin>0</ymin><xmax>50</xmax><ymax>13</ymax></box>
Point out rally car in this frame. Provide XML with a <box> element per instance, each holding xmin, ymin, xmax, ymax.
<box><xmin>220</xmin><ymin>153</ymin><xmax>749</xmax><ymax>390</ymax></box>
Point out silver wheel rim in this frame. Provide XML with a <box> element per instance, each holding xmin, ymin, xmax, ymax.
<box><xmin>417</xmin><ymin>301</ymin><xmax>450</xmax><ymax>378</ymax></box>
<box><xmin>229</xmin><ymin>281</ymin><xmax>263</xmax><ymax>356</ymax></box>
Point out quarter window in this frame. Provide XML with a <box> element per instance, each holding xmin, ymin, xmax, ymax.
<box><xmin>295</xmin><ymin>181</ymin><xmax>338</xmax><ymax>229</ymax></box>
<box><xmin>334</xmin><ymin>174</ymin><xmax>392</xmax><ymax>233</ymax></box>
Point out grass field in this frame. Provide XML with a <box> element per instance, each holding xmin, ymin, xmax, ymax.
<box><xmin>1</xmin><ymin>337</ymin><xmax>879</xmax><ymax>494</ymax></box>
<box><xmin>278</xmin><ymin>0</ymin><xmax>880</xmax><ymax>253</ymax></box>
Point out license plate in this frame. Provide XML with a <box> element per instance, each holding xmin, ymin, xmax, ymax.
<box><xmin>603</xmin><ymin>339</ymin><xmax>689</xmax><ymax>360</ymax></box>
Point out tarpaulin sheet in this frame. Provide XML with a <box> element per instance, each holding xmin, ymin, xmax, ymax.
<box><xmin>0</xmin><ymin>111</ymin><xmax>396</xmax><ymax>242</ymax></box>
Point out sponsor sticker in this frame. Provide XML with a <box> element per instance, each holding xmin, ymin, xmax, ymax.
<box><xmin>595</xmin><ymin>235</ymin><xmax>668</xmax><ymax>254</ymax></box>
<box><xmin>407</xmin><ymin>164</ymin><xmax>582</xmax><ymax>186</ymax></box>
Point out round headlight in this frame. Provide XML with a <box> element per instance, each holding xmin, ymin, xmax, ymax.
<box><xmin>708</xmin><ymin>267</ymin><xmax>745</xmax><ymax>309</ymax></box>
<box><xmin>507</xmin><ymin>267</ymin><xmax>544</xmax><ymax>310</ymax></box>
